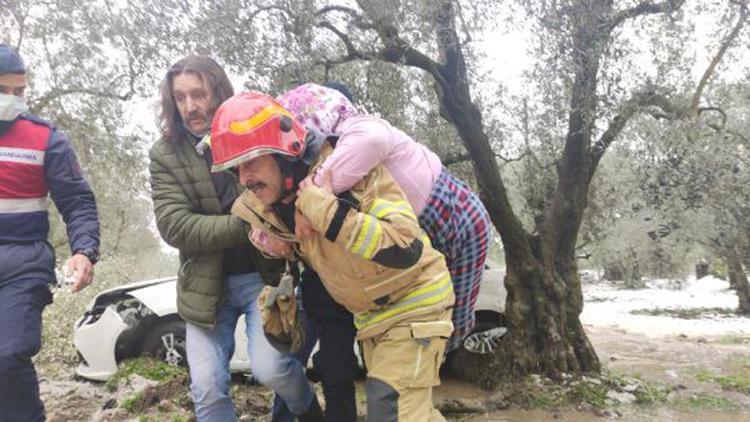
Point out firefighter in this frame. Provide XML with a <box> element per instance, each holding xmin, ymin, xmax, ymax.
<box><xmin>209</xmin><ymin>91</ymin><xmax>454</xmax><ymax>421</ymax></box>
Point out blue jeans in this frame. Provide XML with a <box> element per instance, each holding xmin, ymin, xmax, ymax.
<box><xmin>186</xmin><ymin>272</ymin><xmax>313</xmax><ymax>422</ymax></box>
<box><xmin>0</xmin><ymin>279</ymin><xmax>52</xmax><ymax>422</ymax></box>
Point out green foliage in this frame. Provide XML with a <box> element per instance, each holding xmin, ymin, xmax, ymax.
<box><xmin>672</xmin><ymin>394</ymin><xmax>739</xmax><ymax>411</ymax></box>
<box><xmin>106</xmin><ymin>357</ymin><xmax>186</xmax><ymax>392</ymax></box>
<box><xmin>568</xmin><ymin>380</ymin><xmax>609</xmax><ymax>409</ymax></box>
<box><xmin>630</xmin><ymin>307</ymin><xmax>738</xmax><ymax>319</ymax></box>
<box><xmin>693</xmin><ymin>369</ymin><xmax>750</xmax><ymax>395</ymax></box>
<box><xmin>710</xmin><ymin>260</ymin><xmax>729</xmax><ymax>280</ymax></box>
<box><xmin>632</xmin><ymin>380</ymin><xmax>670</xmax><ymax>406</ymax></box>
<box><xmin>121</xmin><ymin>392</ymin><xmax>144</xmax><ymax>413</ymax></box>
<box><xmin>717</xmin><ymin>336</ymin><xmax>750</xmax><ymax>345</ymax></box>
<box><xmin>502</xmin><ymin>372</ymin><xmax>670</xmax><ymax>411</ymax></box>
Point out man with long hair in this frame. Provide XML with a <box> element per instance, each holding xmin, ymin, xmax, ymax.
<box><xmin>148</xmin><ymin>55</ymin><xmax>322</xmax><ymax>422</ymax></box>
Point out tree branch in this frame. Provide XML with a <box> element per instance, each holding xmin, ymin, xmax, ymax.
<box><xmin>698</xmin><ymin>106</ymin><xmax>728</xmax><ymax>129</ymax></box>
<box><xmin>7</xmin><ymin>2</ymin><xmax>31</xmax><ymax>51</ymax></box>
<box><xmin>31</xmin><ymin>87</ymin><xmax>133</xmax><ymax>112</ymax></box>
<box><xmin>442</xmin><ymin>150</ymin><xmax>527</xmax><ymax>166</ymax></box>
<box><xmin>434</xmin><ymin>1</ymin><xmax>464</xmax><ymax>79</ymax></box>
<box><xmin>354</xmin><ymin>0</ymin><xmax>447</xmax><ymax>87</ymax></box>
<box><xmin>591</xmin><ymin>89</ymin><xmax>678</xmax><ymax>166</ymax></box>
<box><xmin>689</xmin><ymin>0</ymin><xmax>748</xmax><ymax>116</ymax></box>
<box><xmin>316</xmin><ymin>20</ymin><xmax>371</xmax><ymax>61</ymax></box>
<box><xmin>609</xmin><ymin>0</ymin><xmax>685</xmax><ymax>31</ymax></box>
<box><xmin>315</xmin><ymin>4</ymin><xmax>375</xmax><ymax>29</ymax></box>
<box><xmin>316</xmin><ymin>5</ymin><xmax>361</xmax><ymax>17</ymax></box>
<box><xmin>248</xmin><ymin>5</ymin><xmax>293</xmax><ymax>21</ymax></box>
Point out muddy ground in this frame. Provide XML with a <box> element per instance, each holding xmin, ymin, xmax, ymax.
<box><xmin>38</xmin><ymin>323</ymin><xmax>750</xmax><ymax>421</ymax></box>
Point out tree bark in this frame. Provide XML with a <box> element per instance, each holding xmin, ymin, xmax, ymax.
<box><xmin>695</xmin><ymin>259</ymin><xmax>709</xmax><ymax>279</ymax></box>
<box><xmin>425</xmin><ymin>0</ymin><xmax>602</xmax><ymax>384</ymax></box>
<box><xmin>327</xmin><ymin>0</ymin><xmax>684</xmax><ymax>386</ymax></box>
<box><xmin>726</xmin><ymin>247</ymin><xmax>750</xmax><ymax>315</ymax></box>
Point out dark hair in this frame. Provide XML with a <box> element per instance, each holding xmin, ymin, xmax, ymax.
<box><xmin>159</xmin><ymin>55</ymin><xmax>234</xmax><ymax>142</ymax></box>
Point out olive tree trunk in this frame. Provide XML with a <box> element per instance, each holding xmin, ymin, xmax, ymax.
<box><xmin>726</xmin><ymin>247</ymin><xmax>750</xmax><ymax>315</ymax></box>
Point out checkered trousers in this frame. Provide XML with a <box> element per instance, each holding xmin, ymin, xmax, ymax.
<box><xmin>418</xmin><ymin>169</ymin><xmax>491</xmax><ymax>352</ymax></box>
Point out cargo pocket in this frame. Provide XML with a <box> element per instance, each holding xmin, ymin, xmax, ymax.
<box><xmin>366</xmin><ymin>320</ymin><xmax>453</xmax><ymax>390</ymax></box>
<box><xmin>407</xmin><ymin>320</ymin><xmax>453</xmax><ymax>388</ymax></box>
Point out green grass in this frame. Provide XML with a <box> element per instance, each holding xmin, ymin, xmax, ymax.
<box><xmin>693</xmin><ymin>368</ymin><xmax>750</xmax><ymax>394</ymax></box>
<box><xmin>717</xmin><ymin>335</ymin><xmax>750</xmax><ymax>345</ymax></box>
<box><xmin>568</xmin><ymin>380</ymin><xmax>608</xmax><ymax>408</ymax></box>
<box><xmin>121</xmin><ymin>392</ymin><xmax>143</xmax><ymax>413</ymax></box>
<box><xmin>672</xmin><ymin>394</ymin><xmax>739</xmax><ymax>411</ymax></box>
<box><xmin>106</xmin><ymin>357</ymin><xmax>186</xmax><ymax>392</ymax></box>
<box><xmin>633</xmin><ymin>381</ymin><xmax>670</xmax><ymax>405</ymax></box>
<box><xmin>630</xmin><ymin>307</ymin><xmax>736</xmax><ymax>319</ymax></box>
<box><xmin>528</xmin><ymin>387</ymin><xmax>567</xmax><ymax>409</ymax></box>
<box><xmin>503</xmin><ymin>372</ymin><xmax>669</xmax><ymax>411</ymax></box>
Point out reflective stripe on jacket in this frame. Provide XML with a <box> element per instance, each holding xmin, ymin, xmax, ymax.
<box><xmin>0</xmin><ymin>117</ymin><xmax>51</xmax><ymax>243</ymax></box>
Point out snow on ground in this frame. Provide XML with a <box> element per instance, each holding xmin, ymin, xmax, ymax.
<box><xmin>581</xmin><ymin>275</ymin><xmax>749</xmax><ymax>337</ymax></box>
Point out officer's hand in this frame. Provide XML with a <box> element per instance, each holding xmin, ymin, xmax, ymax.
<box><xmin>250</xmin><ymin>228</ymin><xmax>294</xmax><ymax>257</ymax></box>
<box><xmin>66</xmin><ymin>254</ymin><xmax>94</xmax><ymax>293</ymax></box>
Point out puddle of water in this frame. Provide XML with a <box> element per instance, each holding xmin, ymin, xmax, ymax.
<box><xmin>435</xmin><ymin>375</ymin><xmax>750</xmax><ymax>422</ymax></box>
<box><xmin>455</xmin><ymin>410</ymin><xmax>600</xmax><ymax>421</ymax></box>
<box><xmin>458</xmin><ymin>409</ymin><xmax>750</xmax><ymax>421</ymax></box>
<box><xmin>434</xmin><ymin>378</ymin><xmax>493</xmax><ymax>402</ymax></box>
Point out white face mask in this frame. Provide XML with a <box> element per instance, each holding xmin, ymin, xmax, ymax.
<box><xmin>0</xmin><ymin>93</ymin><xmax>28</xmax><ymax>122</ymax></box>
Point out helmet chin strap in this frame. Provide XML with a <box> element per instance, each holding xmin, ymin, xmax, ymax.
<box><xmin>274</xmin><ymin>155</ymin><xmax>308</xmax><ymax>204</ymax></box>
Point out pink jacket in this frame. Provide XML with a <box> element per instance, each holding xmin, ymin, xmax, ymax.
<box><xmin>314</xmin><ymin>115</ymin><xmax>442</xmax><ymax>215</ymax></box>
<box><xmin>276</xmin><ymin>83</ymin><xmax>443</xmax><ymax>214</ymax></box>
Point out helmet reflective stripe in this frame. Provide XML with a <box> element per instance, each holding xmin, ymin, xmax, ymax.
<box><xmin>229</xmin><ymin>104</ymin><xmax>293</xmax><ymax>135</ymax></box>
<box><xmin>211</xmin><ymin>147</ymin><xmax>292</xmax><ymax>173</ymax></box>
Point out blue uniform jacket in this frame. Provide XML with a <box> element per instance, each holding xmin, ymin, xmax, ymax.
<box><xmin>0</xmin><ymin>114</ymin><xmax>100</xmax><ymax>285</ymax></box>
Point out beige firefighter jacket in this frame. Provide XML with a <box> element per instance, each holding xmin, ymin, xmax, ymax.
<box><xmin>231</xmin><ymin>144</ymin><xmax>454</xmax><ymax>339</ymax></box>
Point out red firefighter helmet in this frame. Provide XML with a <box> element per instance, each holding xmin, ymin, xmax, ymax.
<box><xmin>209</xmin><ymin>91</ymin><xmax>307</xmax><ymax>172</ymax></box>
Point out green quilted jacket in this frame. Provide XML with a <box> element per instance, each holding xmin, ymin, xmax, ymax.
<box><xmin>149</xmin><ymin>137</ymin><xmax>281</xmax><ymax>328</ymax></box>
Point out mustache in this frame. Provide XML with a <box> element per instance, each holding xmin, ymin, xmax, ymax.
<box><xmin>186</xmin><ymin>110</ymin><xmax>207</xmax><ymax>121</ymax></box>
<box><xmin>245</xmin><ymin>181</ymin><xmax>266</xmax><ymax>191</ymax></box>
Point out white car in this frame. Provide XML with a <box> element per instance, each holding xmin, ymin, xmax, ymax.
<box><xmin>74</xmin><ymin>266</ymin><xmax>507</xmax><ymax>381</ymax></box>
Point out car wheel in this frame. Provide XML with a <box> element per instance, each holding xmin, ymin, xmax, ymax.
<box><xmin>462</xmin><ymin>311</ymin><xmax>508</xmax><ymax>355</ymax></box>
<box><xmin>141</xmin><ymin>319</ymin><xmax>188</xmax><ymax>367</ymax></box>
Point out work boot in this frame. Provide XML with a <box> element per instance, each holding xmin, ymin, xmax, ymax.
<box><xmin>297</xmin><ymin>394</ymin><xmax>325</xmax><ymax>422</ymax></box>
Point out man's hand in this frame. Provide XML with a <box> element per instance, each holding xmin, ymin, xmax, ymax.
<box><xmin>299</xmin><ymin>169</ymin><xmax>333</xmax><ymax>193</ymax></box>
<box><xmin>295</xmin><ymin>169</ymin><xmax>334</xmax><ymax>239</ymax></box>
<box><xmin>294</xmin><ymin>209</ymin><xmax>316</xmax><ymax>239</ymax></box>
<box><xmin>66</xmin><ymin>254</ymin><xmax>94</xmax><ymax>293</ymax></box>
<box><xmin>250</xmin><ymin>228</ymin><xmax>294</xmax><ymax>257</ymax></box>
